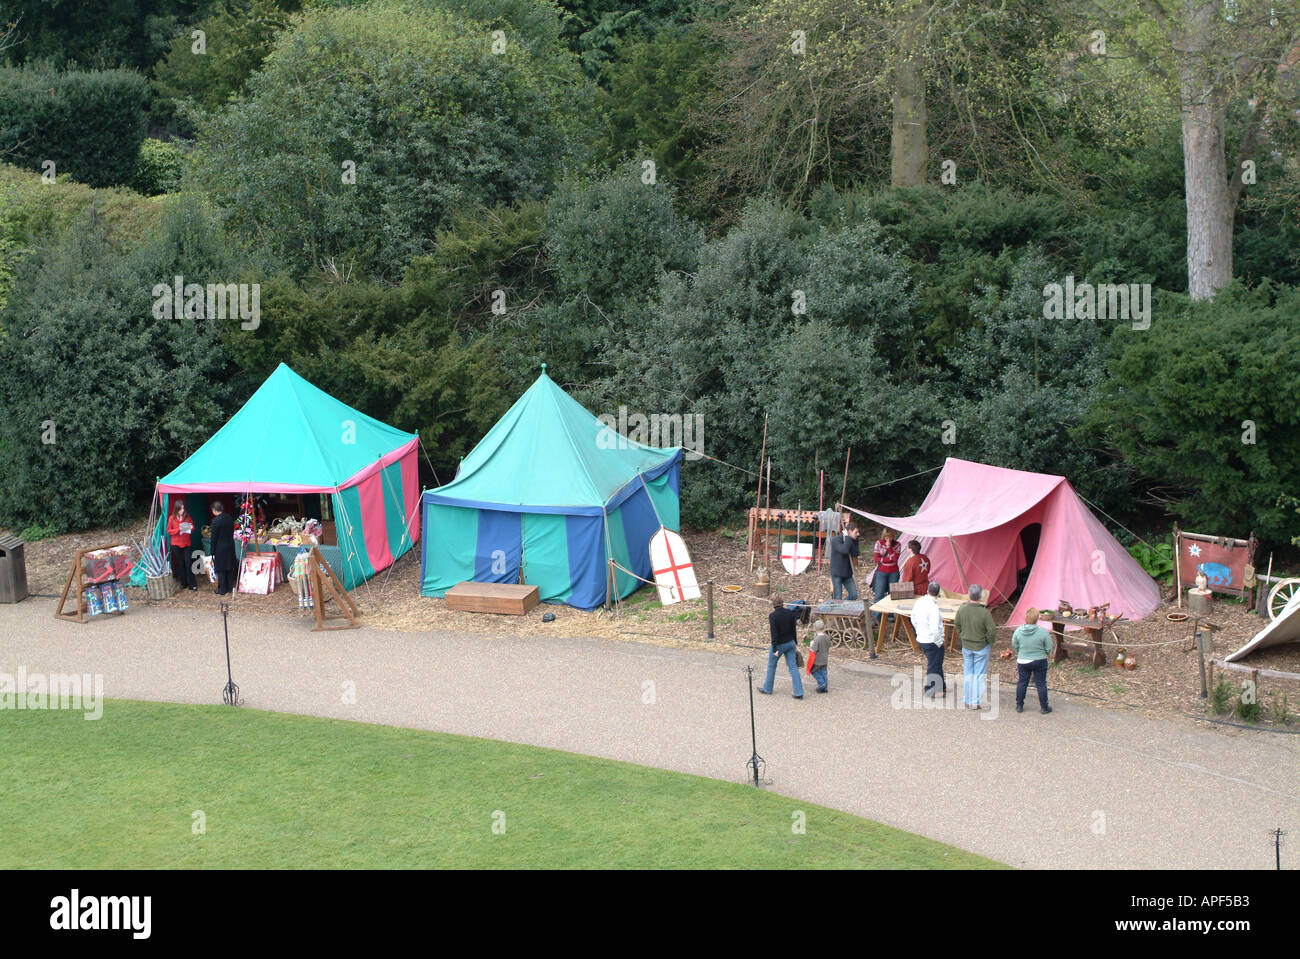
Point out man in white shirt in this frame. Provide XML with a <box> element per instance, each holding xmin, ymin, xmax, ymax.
<box><xmin>910</xmin><ymin>581</ymin><xmax>946</xmax><ymax>698</ymax></box>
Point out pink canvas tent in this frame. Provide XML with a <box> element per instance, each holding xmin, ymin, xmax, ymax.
<box><xmin>845</xmin><ymin>458</ymin><xmax>1160</xmax><ymax>627</ymax></box>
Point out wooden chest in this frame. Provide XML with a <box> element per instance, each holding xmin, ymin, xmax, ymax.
<box><xmin>890</xmin><ymin>581</ymin><xmax>915</xmax><ymax>599</ymax></box>
<box><xmin>445</xmin><ymin>581</ymin><xmax>541</xmax><ymax>615</ymax></box>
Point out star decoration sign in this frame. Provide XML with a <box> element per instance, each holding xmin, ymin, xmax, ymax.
<box><xmin>1188</xmin><ymin>544</ymin><xmax>1202</xmax><ymax>557</ymax></box>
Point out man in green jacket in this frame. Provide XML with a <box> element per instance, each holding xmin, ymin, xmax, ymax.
<box><xmin>954</xmin><ymin>584</ymin><xmax>996</xmax><ymax>709</ymax></box>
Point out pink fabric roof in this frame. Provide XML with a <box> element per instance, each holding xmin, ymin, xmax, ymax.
<box><xmin>847</xmin><ymin>458</ymin><xmax>1160</xmax><ymax>627</ymax></box>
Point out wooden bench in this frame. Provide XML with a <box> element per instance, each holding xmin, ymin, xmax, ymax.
<box><xmin>445</xmin><ymin>581</ymin><xmax>540</xmax><ymax>616</ymax></box>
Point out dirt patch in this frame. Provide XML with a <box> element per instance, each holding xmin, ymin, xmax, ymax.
<box><xmin>9</xmin><ymin>521</ymin><xmax>1300</xmax><ymax>729</ymax></box>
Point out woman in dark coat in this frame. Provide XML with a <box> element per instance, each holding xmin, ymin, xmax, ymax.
<box><xmin>209</xmin><ymin>501</ymin><xmax>237</xmax><ymax>595</ymax></box>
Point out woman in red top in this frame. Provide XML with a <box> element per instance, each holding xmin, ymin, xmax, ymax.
<box><xmin>900</xmin><ymin>539</ymin><xmax>930</xmax><ymax>594</ymax></box>
<box><xmin>870</xmin><ymin>528</ymin><xmax>902</xmax><ymax>623</ymax></box>
<box><xmin>167</xmin><ymin>501</ymin><xmax>198</xmax><ymax>591</ymax></box>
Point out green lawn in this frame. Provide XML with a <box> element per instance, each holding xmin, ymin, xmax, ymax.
<box><xmin>1</xmin><ymin>699</ymin><xmax>1003</xmax><ymax>869</ymax></box>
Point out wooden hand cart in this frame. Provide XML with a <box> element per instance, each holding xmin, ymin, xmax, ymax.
<box><xmin>813</xmin><ymin>599</ymin><xmax>875</xmax><ymax>651</ymax></box>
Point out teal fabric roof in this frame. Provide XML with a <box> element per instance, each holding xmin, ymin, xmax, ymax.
<box><xmin>424</xmin><ymin>371</ymin><xmax>680</xmax><ymax>510</ymax></box>
<box><xmin>157</xmin><ymin>364</ymin><xmax>417</xmax><ymax>492</ymax></box>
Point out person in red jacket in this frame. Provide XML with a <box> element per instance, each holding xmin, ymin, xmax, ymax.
<box><xmin>900</xmin><ymin>539</ymin><xmax>931</xmax><ymax>595</ymax></box>
<box><xmin>870</xmin><ymin>528</ymin><xmax>902</xmax><ymax>623</ymax></box>
<box><xmin>167</xmin><ymin>501</ymin><xmax>198</xmax><ymax>591</ymax></box>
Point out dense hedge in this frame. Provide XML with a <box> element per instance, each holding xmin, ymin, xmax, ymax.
<box><xmin>0</xmin><ymin>64</ymin><xmax>149</xmax><ymax>189</ymax></box>
<box><xmin>0</xmin><ymin>199</ymin><xmax>241</xmax><ymax>531</ymax></box>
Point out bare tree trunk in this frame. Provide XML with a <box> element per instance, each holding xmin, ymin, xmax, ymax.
<box><xmin>891</xmin><ymin>56</ymin><xmax>928</xmax><ymax>187</ymax></box>
<box><xmin>1179</xmin><ymin>0</ymin><xmax>1233</xmax><ymax>300</ymax></box>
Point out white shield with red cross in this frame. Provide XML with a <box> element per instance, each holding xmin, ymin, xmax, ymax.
<box><xmin>648</xmin><ymin>527</ymin><xmax>700</xmax><ymax>605</ymax></box>
<box><xmin>780</xmin><ymin>542</ymin><xmax>812</xmax><ymax>575</ymax></box>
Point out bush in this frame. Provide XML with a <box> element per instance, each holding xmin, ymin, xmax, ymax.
<box><xmin>132</xmin><ymin>140</ymin><xmax>186</xmax><ymax>196</ymax></box>
<box><xmin>594</xmin><ymin>23</ymin><xmax>717</xmax><ymax>200</ymax></box>
<box><xmin>941</xmin><ymin>246</ymin><xmax>1127</xmax><ymax>508</ymax></box>
<box><xmin>191</xmin><ymin>0</ymin><xmax>594</xmax><ymax>280</ymax></box>
<box><xmin>0</xmin><ymin>164</ymin><xmax>164</xmax><ymax>249</ymax></box>
<box><xmin>546</xmin><ymin>162</ymin><xmax>701</xmax><ymax>309</ymax></box>
<box><xmin>597</xmin><ymin>197</ymin><xmax>932</xmax><ymax>527</ymax></box>
<box><xmin>0</xmin><ymin>198</ymin><xmax>241</xmax><ymax>532</ymax></box>
<box><xmin>1127</xmin><ymin>541</ymin><xmax>1174</xmax><ymax>583</ymax></box>
<box><xmin>1209</xmin><ymin>677</ymin><xmax>1233</xmax><ymax>715</ymax></box>
<box><xmin>0</xmin><ymin>63</ymin><xmax>148</xmax><ymax>188</ymax></box>
<box><xmin>1084</xmin><ymin>282</ymin><xmax>1300</xmax><ymax>543</ymax></box>
<box><xmin>214</xmin><ymin>271</ymin><xmax>511</xmax><ymax>484</ymax></box>
<box><xmin>152</xmin><ymin>0</ymin><xmax>297</xmax><ymax>117</ymax></box>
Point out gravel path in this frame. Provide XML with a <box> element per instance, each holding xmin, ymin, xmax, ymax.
<box><xmin>3</xmin><ymin>600</ymin><xmax>1296</xmax><ymax>869</ymax></box>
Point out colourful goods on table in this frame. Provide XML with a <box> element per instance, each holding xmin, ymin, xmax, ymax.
<box><xmin>235</xmin><ymin>498</ymin><xmax>256</xmax><ymax>545</ymax></box>
<box><xmin>238</xmin><ymin>552</ymin><xmax>284</xmax><ymax>595</ymax></box>
<box><xmin>265</xmin><ymin>517</ymin><xmax>324</xmax><ymax>548</ymax></box>
<box><xmin>289</xmin><ymin>547</ymin><xmax>314</xmax><ymax>609</ymax></box>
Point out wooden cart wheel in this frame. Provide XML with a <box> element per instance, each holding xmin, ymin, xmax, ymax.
<box><xmin>1267</xmin><ymin>578</ymin><xmax>1300</xmax><ymax>620</ymax></box>
<box><xmin>841</xmin><ymin>626</ymin><xmax>868</xmax><ymax>650</ymax></box>
<box><xmin>827</xmin><ymin>623</ymin><xmax>845</xmax><ymax>648</ymax></box>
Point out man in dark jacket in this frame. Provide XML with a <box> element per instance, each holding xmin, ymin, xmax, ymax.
<box><xmin>827</xmin><ymin>524</ymin><xmax>860</xmax><ymax>600</ymax></box>
<box><xmin>209</xmin><ymin>501</ymin><xmax>238</xmax><ymax>596</ymax></box>
<box><xmin>759</xmin><ymin>598</ymin><xmax>805</xmax><ymax>699</ymax></box>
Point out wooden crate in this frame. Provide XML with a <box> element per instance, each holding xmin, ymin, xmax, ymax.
<box><xmin>890</xmin><ymin>581</ymin><xmax>915</xmax><ymax>599</ymax></box>
<box><xmin>445</xmin><ymin>581</ymin><xmax>540</xmax><ymax>616</ymax></box>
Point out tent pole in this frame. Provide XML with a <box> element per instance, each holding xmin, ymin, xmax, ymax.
<box><xmin>950</xmin><ymin>535</ymin><xmax>971</xmax><ymax>593</ymax></box>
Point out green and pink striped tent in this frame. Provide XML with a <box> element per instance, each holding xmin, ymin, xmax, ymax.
<box><xmin>155</xmin><ymin>364</ymin><xmax>419</xmax><ymax>588</ymax></box>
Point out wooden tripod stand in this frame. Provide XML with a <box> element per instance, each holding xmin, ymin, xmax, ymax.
<box><xmin>308</xmin><ymin>546</ymin><xmax>359</xmax><ymax>631</ymax></box>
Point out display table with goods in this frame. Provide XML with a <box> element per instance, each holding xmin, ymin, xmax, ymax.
<box><xmin>54</xmin><ymin>545</ymin><xmax>134</xmax><ymax>623</ymax></box>
<box><xmin>868</xmin><ymin>594</ymin><xmax>968</xmax><ymax>654</ymax></box>
<box><xmin>1039</xmin><ymin>605</ymin><xmax>1122</xmax><ymax>669</ymax></box>
<box><xmin>199</xmin><ymin>513</ymin><xmax>341</xmax><ymax>596</ymax></box>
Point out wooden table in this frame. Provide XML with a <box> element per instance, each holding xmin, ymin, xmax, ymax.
<box><xmin>869</xmin><ymin>596</ymin><xmax>965</xmax><ymax>654</ymax></box>
<box><xmin>1041</xmin><ymin>612</ymin><xmax>1114</xmax><ymax>668</ymax></box>
<box><xmin>812</xmin><ymin>600</ymin><xmax>874</xmax><ymax>650</ymax></box>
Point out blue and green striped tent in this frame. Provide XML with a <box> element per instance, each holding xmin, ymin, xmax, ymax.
<box><xmin>420</xmin><ymin>371</ymin><xmax>682</xmax><ymax>609</ymax></box>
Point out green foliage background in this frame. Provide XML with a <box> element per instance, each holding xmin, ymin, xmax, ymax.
<box><xmin>1</xmin><ymin>0</ymin><xmax>1299</xmax><ymax>556</ymax></box>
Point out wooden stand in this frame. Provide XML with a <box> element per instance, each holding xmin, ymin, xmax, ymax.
<box><xmin>309</xmin><ymin>546</ymin><xmax>359</xmax><ymax>631</ymax></box>
<box><xmin>748</xmin><ymin>508</ymin><xmax>847</xmax><ymax>572</ymax></box>
<box><xmin>55</xmin><ymin>544</ymin><xmax>127</xmax><ymax>624</ymax></box>
<box><xmin>1187</xmin><ymin>588</ymin><xmax>1213</xmax><ymax>616</ymax></box>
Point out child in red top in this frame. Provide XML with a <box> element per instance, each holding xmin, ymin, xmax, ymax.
<box><xmin>167</xmin><ymin>501</ymin><xmax>198</xmax><ymax>591</ymax></box>
<box><xmin>900</xmin><ymin>539</ymin><xmax>930</xmax><ymax>594</ymax></box>
<box><xmin>870</xmin><ymin>529</ymin><xmax>902</xmax><ymax>624</ymax></box>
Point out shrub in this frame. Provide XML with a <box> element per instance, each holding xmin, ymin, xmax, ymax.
<box><xmin>546</xmin><ymin>162</ymin><xmax>701</xmax><ymax>309</ymax></box>
<box><xmin>152</xmin><ymin>0</ymin><xmax>297</xmax><ymax>117</ymax></box>
<box><xmin>191</xmin><ymin>0</ymin><xmax>594</xmax><ymax>280</ymax></box>
<box><xmin>1084</xmin><ymin>282</ymin><xmax>1300</xmax><ymax>543</ymax></box>
<box><xmin>0</xmin><ymin>198</ymin><xmax>241</xmax><ymax>532</ymax></box>
<box><xmin>1209</xmin><ymin>677</ymin><xmax>1233</xmax><ymax>715</ymax></box>
<box><xmin>132</xmin><ymin>140</ymin><xmax>187</xmax><ymax>196</ymax></box>
<box><xmin>0</xmin><ymin>63</ymin><xmax>148</xmax><ymax>188</ymax></box>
